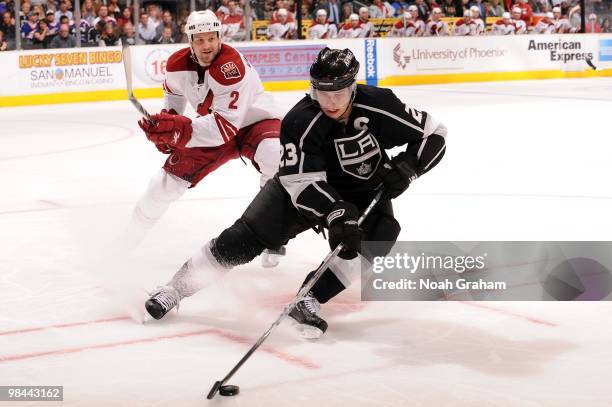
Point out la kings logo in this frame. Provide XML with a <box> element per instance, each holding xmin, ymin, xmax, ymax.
<box><xmin>334</xmin><ymin>129</ymin><xmax>381</xmax><ymax>180</ymax></box>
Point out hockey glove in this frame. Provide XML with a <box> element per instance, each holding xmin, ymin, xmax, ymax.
<box><xmin>373</xmin><ymin>156</ymin><xmax>418</xmax><ymax>200</ymax></box>
<box><xmin>326</xmin><ymin>202</ymin><xmax>363</xmax><ymax>259</ymax></box>
<box><xmin>138</xmin><ymin>112</ymin><xmax>193</xmax><ymax>152</ymax></box>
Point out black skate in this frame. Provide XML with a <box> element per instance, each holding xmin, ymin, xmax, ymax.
<box><xmin>145</xmin><ymin>286</ymin><xmax>181</xmax><ymax>320</ymax></box>
<box><xmin>289</xmin><ymin>292</ymin><xmax>328</xmax><ymax>339</ymax></box>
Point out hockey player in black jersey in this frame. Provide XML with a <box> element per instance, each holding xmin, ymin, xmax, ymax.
<box><xmin>145</xmin><ymin>47</ymin><xmax>447</xmax><ymax>338</ymax></box>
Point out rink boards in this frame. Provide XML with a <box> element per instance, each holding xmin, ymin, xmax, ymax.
<box><xmin>1</xmin><ymin>34</ymin><xmax>611</xmax><ymax>107</ymax></box>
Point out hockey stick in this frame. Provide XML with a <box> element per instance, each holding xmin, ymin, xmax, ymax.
<box><xmin>206</xmin><ymin>189</ymin><xmax>383</xmax><ymax>400</ymax></box>
<box><xmin>121</xmin><ymin>42</ymin><xmax>155</xmax><ymax>124</ymax></box>
<box><xmin>586</xmin><ymin>58</ymin><xmax>597</xmax><ymax>71</ymax></box>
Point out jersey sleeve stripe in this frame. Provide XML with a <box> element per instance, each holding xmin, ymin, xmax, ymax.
<box><xmin>298</xmin><ymin>111</ymin><xmax>323</xmax><ymax>173</ymax></box>
<box><xmin>422</xmin><ymin>144</ymin><xmax>446</xmax><ymax>171</ymax></box>
<box><xmin>353</xmin><ymin>103</ymin><xmax>423</xmax><ymax>133</ymax></box>
<box><xmin>213</xmin><ymin>112</ymin><xmax>230</xmax><ymax>142</ymax></box>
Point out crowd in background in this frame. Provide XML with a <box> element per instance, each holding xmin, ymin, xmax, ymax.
<box><xmin>0</xmin><ymin>0</ymin><xmax>610</xmax><ymax>50</ymax></box>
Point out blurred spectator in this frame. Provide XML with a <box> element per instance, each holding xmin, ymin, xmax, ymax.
<box><xmin>425</xmin><ymin>7</ymin><xmax>450</xmax><ymax>36</ymax></box>
<box><xmin>568</xmin><ymin>4</ymin><xmax>581</xmax><ymax>30</ymax></box>
<box><xmin>511</xmin><ymin>6</ymin><xmax>527</xmax><ymax>33</ymax></box>
<box><xmin>46</xmin><ymin>10</ymin><xmax>58</xmax><ymax>36</ymax></box>
<box><xmin>107</xmin><ymin>0</ymin><xmax>121</xmax><ymax>20</ymax></box>
<box><xmin>458</xmin><ymin>0</ymin><xmax>469</xmax><ymax>17</ymax></box>
<box><xmin>81</xmin><ymin>0</ymin><xmax>96</xmax><ymax>26</ymax></box>
<box><xmin>176</xmin><ymin>21</ymin><xmax>188</xmax><ymax>43</ymax></box>
<box><xmin>117</xmin><ymin>7</ymin><xmax>132</xmax><ymax>29</ymax></box>
<box><xmin>267</xmin><ymin>7</ymin><xmax>296</xmax><ymax>39</ymax></box>
<box><xmin>49</xmin><ymin>22</ymin><xmax>75</xmax><ymax>48</ymax></box>
<box><xmin>602</xmin><ymin>17</ymin><xmax>611</xmax><ymax>33</ymax></box>
<box><xmin>340</xmin><ymin>2</ymin><xmax>354</xmax><ymax>21</ymax></box>
<box><xmin>0</xmin><ymin>30</ymin><xmax>8</xmax><ymax>51</ymax></box>
<box><xmin>1</xmin><ymin>11</ymin><xmax>15</xmax><ymax>46</ymax></box>
<box><xmin>121</xmin><ymin>22</ymin><xmax>136</xmax><ymax>45</ymax></box>
<box><xmin>138</xmin><ymin>12</ymin><xmax>157</xmax><ymax>43</ymax></box>
<box><xmin>93</xmin><ymin>6</ymin><xmax>117</xmax><ymax>28</ymax></box>
<box><xmin>58</xmin><ymin>15</ymin><xmax>74</xmax><ymax>34</ymax></box>
<box><xmin>337</xmin><ymin>13</ymin><xmax>362</xmax><ymax>37</ymax></box>
<box><xmin>534</xmin><ymin>11</ymin><xmax>555</xmax><ymax>33</ymax></box>
<box><xmin>20</xmin><ymin>2</ymin><xmax>33</xmax><ymax>28</ymax></box>
<box><xmin>491</xmin><ymin>11</ymin><xmax>516</xmax><ymax>34</ymax></box>
<box><xmin>300</xmin><ymin>3</ymin><xmax>310</xmax><ymax>19</ymax></box>
<box><xmin>78</xmin><ymin>19</ymin><xmax>91</xmax><ymax>45</ymax></box>
<box><xmin>46</xmin><ymin>0</ymin><xmax>58</xmax><ymax>14</ymax></box>
<box><xmin>156</xmin><ymin>25</ymin><xmax>174</xmax><ymax>43</ymax></box>
<box><xmin>407</xmin><ymin>5</ymin><xmax>425</xmax><ymax>36</ymax></box>
<box><xmin>155</xmin><ymin>10</ymin><xmax>179</xmax><ymax>42</ymax></box>
<box><xmin>31</xmin><ymin>19</ymin><xmax>48</xmax><ymax>48</ymax></box>
<box><xmin>54</xmin><ymin>0</ymin><xmax>73</xmax><ymax>23</ymax></box>
<box><xmin>147</xmin><ymin>4</ymin><xmax>162</xmax><ymax>29</ymax></box>
<box><xmin>89</xmin><ymin>20</ymin><xmax>104</xmax><ymax>44</ymax></box>
<box><xmin>585</xmin><ymin>13</ymin><xmax>601</xmax><ymax>33</ymax></box>
<box><xmin>308</xmin><ymin>8</ymin><xmax>337</xmax><ymax>38</ymax></box>
<box><xmin>21</xmin><ymin>11</ymin><xmax>39</xmax><ymax>46</ymax></box>
<box><xmin>440</xmin><ymin>0</ymin><xmax>456</xmax><ymax>17</ymax></box>
<box><xmin>369</xmin><ymin>0</ymin><xmax>394</xmax><ymax>18</ymax></box>
<box><xmin>358</xmin><ymin>6</ymin><xmax>374</xmax><ymax>36</ymax></box>
<box><xmin>99</xmin><ymin>22</ymin><xmax>118</xmax><ymax>46</ymax></box>
<box><xmin>221</xmin><ymin>1</ymin><xmax>246</xmax><ymax>42</ymax></box>
<box><xmin>414</xmin><ymin>0</ymin><xmax>430</xmax><ymax>21</ymax></box>
<box><xmin>469</xmin><ymin>0</ymin><xmax>486</xmax><ymax>19</ymax></box>
<box><xmin>487</xmin><ymin>0</ymin><xmax>505</xmax><ymax>17</ymax></box>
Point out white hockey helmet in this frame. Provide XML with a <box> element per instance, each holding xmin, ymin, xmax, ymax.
<box><xmin>512</xmin><ymin>6</ymin><xmax>522</xmax><ymax>14</ymax></box>
<box><xmin>408</xmin><ymin>5</ymin><xmax>418</xmax><ymax>12</ymax></box>
<box><xmin>432</xmin><ymin>7</ymin><xmax>442</xmax><ymax>14</ymax></box>
<box><xmin>502</xmin><ymin>12</ymin><xmax>511</xmax><ymax>19</ymax></box>
<box><xmin>316</xmin><ymin>9</ymin><xmax>327</xmax><ymax>17</ymax></box>
<box><xmin>588</xmin><ymin>13</ymin><xmax>597</xmax><ymax>20</ymax></box>
<box><xmin>359</xmin><ymin>6</ymin><xmax>369</xmax><ymax>14</ymax></box>
<box><xmin>186</xmin><ymin>10</ymin><xmax>222</xmax><ymax>39</ymax></box>
<box><xmin>552</xmin><ymin>6</ymin><xmax>561</xmax><ymax>13</ymax></box>
<box><xmin>402</xmin><ymin>11</ymin><xmax>412</xmax><ymax>20</ymax></box>
<box><xmin>349</xmin><ymin>13</ymin><xmax>359</xmax><ymax>21</ymax></box>
<box><xmin>277</xmin><ymin>8</ymin><xmax>288</xmax><ymax>17</ymax></box>
<box><xmin>545</xmin><ymin>12</ymin><xmax>554</xmax><ymax>19</ymax></box>
<box><xmin>470</xmin><ymin>5</ymin><xmax>480</xmax><ymax>15</ymax></box>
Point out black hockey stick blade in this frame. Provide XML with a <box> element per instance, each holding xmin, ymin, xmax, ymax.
<box><xmin>206</xmin><ymin>380</ymin><xmax>223</xmax><ymax>400</ymax></box>
<box><xmin>586</xmin><ymin>58</ymin><xmax>597</xmax><ymax>71</ymax></box>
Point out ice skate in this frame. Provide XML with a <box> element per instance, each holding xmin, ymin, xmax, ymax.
<box><xmin>145</xmin><ymin>285</ymin><xmax>181</xmax><ymax>320</ymax></box>
<box><xmin>261</xmin><ymin>246</ymin><xmax>286</xmax><ymax>268</ymax></box>
<box><xmin>289</xmin><ymin>291</ymin><xmax>328</xmax><ymax>339</ymax></box>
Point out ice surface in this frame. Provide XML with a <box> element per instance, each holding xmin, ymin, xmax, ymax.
<box><xmin>1</xmin><ymin>79</ymin><xmax>611</xmax><ymax>406</ymax></box>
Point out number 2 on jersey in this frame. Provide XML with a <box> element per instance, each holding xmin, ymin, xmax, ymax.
<box><xmin>229</xmin><ymin>91</ymin><xmax>239</xmax><ymax>109</ymax></box>
<box><xmin>280</xmin><ymin>143</ymin><xmax>298</xmax><ymax>167</ymax></box>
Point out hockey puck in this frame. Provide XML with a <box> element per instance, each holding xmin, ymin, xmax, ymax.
<box><xmin>219</xmin><ymin>385</ymin><xmax>240</xmax><ymax>397</ymax></box>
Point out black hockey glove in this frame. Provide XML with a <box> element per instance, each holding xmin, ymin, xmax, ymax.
<box><xmin>373</xmin><ymin>156</ymin><xmax>418</xmax><ymax>200</ymax></box>
<box><xmin>326</xmin><ymin>202</ymin><xmax>363</xmax><ymax>259</ymax></box>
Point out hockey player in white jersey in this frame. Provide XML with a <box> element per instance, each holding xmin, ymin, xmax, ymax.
<box><xmin>308</xmin><ymin>9</ymin><xmax>338</xmax><ymax>39</ymax></box>
<box><xmin>388</xmin><ymin>12</ymin><xmax>415</xmax><ymax>37</ymax></box>
<box><xmin>407</xmin><ymin>5</ymin><xmax>425</xmax><ymax>36</ymax></box>
<box><xmin>337</xmin><ymin>13</ymin><xmax>363</xmax><ymax>38</ymax></box>
<box><xmin>425</xmin><ymin>8</ymin><xmax>450</xmax><ymax>36</ymax></box>
<box><xmin>453</xmin><ymin>10</ymin><xmax>476</xmax><ymax>36</ymax></box>
<box><xmin>491</xmin><ymin>12</ymin><xmax>515</xmax><ymax>35</ymax></box>
<box><xmin>534</xmin><ymin>12</ymin><xmax>555</xmax><ymax>34</ymax></box>
<box><xmin>267</xmin><ymin>8</ymin><xmax>297</xmax><ymax>40</ymax></box>
<box><xmin>358</xmin><ymin>7</ymin><xmax>375</xmax><ymax>38</ymax></box>
<box><xmin>469</xmin><ymin>5</ymin><xmax>485</xmax><ymax>35</ymax></box>
<box><xmin>126</xmin><ymin>11</ymin><xmax>281</xmax><ymax>263</ymax></box>
<box><xmin>553</xmin><ymin>7</ymin><xmax>577</xmax><ymax>33</ymax></box>
<box><xmin>512</xmin><ymin>7</ymin><xmax>527</xmax><ymax>34</ymax></box>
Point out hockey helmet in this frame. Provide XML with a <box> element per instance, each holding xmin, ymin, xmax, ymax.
<box><xmin>186</xmin><ymin>10</ymin><xmax>222</xmax><ymax>40</ymax></box>
<box><xmin>310</xmin><ymin>47</ymin><xmax>359</xmax><ymax>92</ymax></box>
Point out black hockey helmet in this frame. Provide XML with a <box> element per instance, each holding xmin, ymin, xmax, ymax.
<box><xmin>310</xmin><ymin>47</ymin><xmax>359</xmax><ymax>91</ymax></box>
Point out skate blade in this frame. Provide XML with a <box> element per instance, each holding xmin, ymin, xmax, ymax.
<box><xmin>289</xmin><ymin>318</ymin><xmax>324</xmax><ymax>340</ymax></box>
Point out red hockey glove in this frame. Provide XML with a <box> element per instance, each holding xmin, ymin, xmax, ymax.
<box><xmin>138</xmin><ymin>112</ymin><xmax>193</xmax><ymax>152</ymax></box>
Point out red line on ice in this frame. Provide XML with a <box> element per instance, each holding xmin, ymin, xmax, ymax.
<box><xmin>459</xmin><ymin>301</ymin><xmax>558</xmax><ymax>327</ymax></box>
<box><xmin>0</xmin><ymin>319</ymin><xmax>320</xmax><ymax>369</ymax></box>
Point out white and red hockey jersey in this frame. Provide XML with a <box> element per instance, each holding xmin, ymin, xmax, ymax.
<box><xmin>389</xmin><ymin>19</ymin><xmax>417</xmax><ymax>37</ymax></box>
<box><xmin>308</xmin><ymin>21</ymin><xmax>338</xmax><ymax>39</ymax></box>
<box><xmin>425</xmin><ymin>20</ymin><xmax>450</xmax><ymax>36</ymax></box>
<box><xmin>453</xmin><ymin>18</ymin><xmax>480</xmax><ymax>36</ymax></box>
<box><xmin>266</xmin><ymin>21</ymin><xmax>297</xmax><ymax>40</ymax></box>
<box><xmin>491</xmin><ymin>19</ymin><xmax>515</xmax><ymax>35</ymax></box>
<box><xmin>534</xmin><ymin>17</ymin><xmax>555</xmax><ymax>34</ymax></box>
<box><xmin>554</xmin><ymin>17</ymin><xmax>577</xmax><ymax>33</ymax></box>
<box><xmin>512</xmin><ymin>19</ymin><xmax>527</xmax><ymax>34</ymax></box>
<box><xmin>337</xmin><ymin>22</ymin><xmax>364</xmax><ymax>38</ymax></box>
<box><xmin>162</xmin><ymin>45</ymin><xmax>278</xmax><ymax>147</ymax></box>
<box><xmin>221</xmin><ymin>14</ymin><xmax>245</xmax><ymax>41</ymax></box>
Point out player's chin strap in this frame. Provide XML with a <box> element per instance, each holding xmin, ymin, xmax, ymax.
<box><xmin>206</xmin><ymin>189</ymin><xmax>383</xmax><ymax>400</ymax></box>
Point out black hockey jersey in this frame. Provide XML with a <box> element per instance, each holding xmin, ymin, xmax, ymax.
<box><xmin>278</xmin><ymin>84</ymin><xmax>447</xmax><ymax>220</ymax></box>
